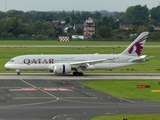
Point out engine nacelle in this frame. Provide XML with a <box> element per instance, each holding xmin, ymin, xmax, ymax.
<box><xmin>53</xmin><ymin>63</ymin><xmax>71</xmax><ymax>74</ymax></box>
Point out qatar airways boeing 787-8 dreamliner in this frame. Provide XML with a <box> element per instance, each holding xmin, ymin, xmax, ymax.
<box><xmin>5</xmin><ymin>32</ymin><xmax>151</xmax><ymax>75</ymax></box>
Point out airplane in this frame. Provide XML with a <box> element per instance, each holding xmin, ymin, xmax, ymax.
<box><xmin>5</xmin><ymin>32</ymin><xmax>151</xmax><ymax>76</ymax></box>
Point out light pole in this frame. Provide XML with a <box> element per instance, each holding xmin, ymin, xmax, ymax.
<box><xmin>149</xmin><ymin>14</ymin><xmax>151</xmax><ymax>25</ymax></box>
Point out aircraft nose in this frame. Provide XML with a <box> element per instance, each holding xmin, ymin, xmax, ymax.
<box><xmin>5</xmin><ymin>63</ymin><xmax>9</xmax><ymax>69</ymax></box>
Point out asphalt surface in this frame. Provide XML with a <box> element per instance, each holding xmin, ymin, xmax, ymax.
<box><xmin>1</xmin><ymin>73</ymin><xmax>160</xmax><ymax>80</ymax></box>
<box><xmin>0</xmin><ymin>74</ymin><xmax>160</xmax><ymax>120</ymax></box>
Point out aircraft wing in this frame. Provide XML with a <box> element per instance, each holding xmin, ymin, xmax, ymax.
<box><xmin>129</xmin><ymin>55</ymin><xmax>154</xmax><ymax>62</ymax></box>
<box><xmin>70</xmin><ymin>57</ymin><xmax>118</xmax><ymax>68</ymax></box>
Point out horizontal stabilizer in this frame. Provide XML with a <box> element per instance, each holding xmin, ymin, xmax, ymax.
<box><xmin>129</xmin><ymin>55</ymin><xmax>154</xmax><ymax>62</ymax></box>
<box><xmin>145</xmin><ymin>56</ymin><xmax>154</xmax><ymax>61</ymax></box>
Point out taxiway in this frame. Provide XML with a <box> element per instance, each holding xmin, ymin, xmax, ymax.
<box><xmin>0</xmin><ymin>74</ymin><xmax>160</xmax><ymax>120</ymax></box>
<box><xmin>1</xmin><ymin>73</ymin><xmax>160</xmax><ymax>80</ymax></box>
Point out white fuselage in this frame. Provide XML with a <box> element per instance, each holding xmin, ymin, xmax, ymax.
<box><xmin>4</xmin><ymin>32</ymin><xmax>149</xmax><ymax>75</ymax></box>
<box><xmin>5</xmin><ymin>54</ymin><xmax>138</xmax><ymax>71</ymax></box>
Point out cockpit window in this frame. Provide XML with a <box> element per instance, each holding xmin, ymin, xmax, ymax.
<box><xmin>10</xmin><ymin>60</ymin><xmax>14</xmax><ymax>62</ymax></box>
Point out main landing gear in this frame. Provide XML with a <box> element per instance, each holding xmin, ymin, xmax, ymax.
<box><xmin>73</xmin><ymin>67</ymin><xmax>84</xmax><ymax>76</ymax></box>
<box><xmin>73</xmin><ymin>72</ymin><xmax>84</xmax><ymax>76</ymax></box>
<box><xmin>16</xmin><ymin>70</ymin><xmax>20</xmax><ymax>75</ymax></box>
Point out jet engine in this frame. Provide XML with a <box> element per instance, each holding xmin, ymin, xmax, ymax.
<box><xmin>53</xmin><ymin>63</ymin><xmax>71</xmax><ymax>74</ymax></box>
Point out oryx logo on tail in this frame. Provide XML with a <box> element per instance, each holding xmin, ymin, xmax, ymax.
<box><xmin>121</xmin><ymin>32</ymin><xmax>149</xmax><ymax>57</ymax></box>
<box><xmin>128</xmin><ymin>35</ymin><xmax>147</xmax><ymax>56</ymax></box>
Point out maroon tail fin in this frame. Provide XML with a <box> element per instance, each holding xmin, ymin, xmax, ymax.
<box><xmin>121</xmin><ymin>32</ymin><xmax>149</xmax><ymax>57</ymax></box>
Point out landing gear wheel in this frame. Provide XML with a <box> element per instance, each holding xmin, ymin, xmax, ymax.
<box><xmin>73</xmin><ymin>72</ymin><xmax>77</xmax><ymax>76</ymax></box>
<box><xmin>16</xmin><ymin>70</ymin><xmax>20</xmax><ymax>75</ymax></box>
<box><xmin>79</xmin><ymin>72</ymin><xmax>84</xmax><ymax>76</ymax></box>
<box><xmin>73</xmin><ymin>72</ymin><xmax>84</xmax><ymax>76</ymax></box>
<box><xmin>17</xmin><ymin>72</ymin><xmax>20</xmax><ymax>75</ymax></box>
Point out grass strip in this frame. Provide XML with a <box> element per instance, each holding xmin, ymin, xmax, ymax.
<box><xmin>82</xmin><ymin>80</ymin><xmax>160</xmax><ymax>102</ymax></box>
<box><xmin>0</xmin><ymin>40</ymin><xmax>160</xmax><ymax>46</ymax></box>
<box><xmin>91</xmin><ymin>114</ymin><xmax>160</xmax><ymax>120</ymax></box>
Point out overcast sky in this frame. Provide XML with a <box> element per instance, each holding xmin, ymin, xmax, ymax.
<box><xmin>0</xmin><ymin>0</ymin><xmax>160</xmax><ymax>12</ymax></box>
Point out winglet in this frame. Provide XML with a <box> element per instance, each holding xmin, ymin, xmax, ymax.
<box><xmin>121</xmin><ymin>32</ymin><xmax>149</xmax><ymax>57</ymax></box>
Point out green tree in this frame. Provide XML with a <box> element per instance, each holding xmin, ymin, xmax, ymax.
<box><xmin>64</xmin><ymin>16</ymin><xmax>70</xmax><ymax>24</ymax></box>
<box><xmin>25</xmin><ymin>24</ymin><xmax>34</xmax><ymax>36</ymax></box>
<box><xmin>42</xmin><ymin>22</ymin><xmax>52</xmax><ymax>30</ymax></box>
<box><xmin>7</xmin><ymin>10</ymin><xmax>24</xmax><ymax>18</ymax></box>
<box><xmin>124</xmin><ymin>5</ymin><xmax>149</xmax><ymax>25</ymax></box>
<box><xmin>76</xmin><ymin>28</ymin><xmax>83</xmax><ymax>35</ymax></box>
<box><xmin>35</xmin><ymin>34</ymin><xmax>44</xmax><ymax>40</ymax></box>
<box><xmin>98</xmin><ymin>26</ymin><xmax>112</xmax><ymax>38</ymax></box>
<box><xmin>81</xmin><ymin>11</ymin><xmax>92</xmax><ymax>20</ymax></box>
<box><xmin>124</xmin><ymin>6</ymin><xmax>134</xmax><ymax>24</ymax></box>
<box><xmin>92</xmin><ymin>12</ymin><xmax>101</xmax><ymax>20</ymax></box>
<box><xmin>0</xmin><ymin>32</ymin><xmax>8</xmax><ymax>38</ymax></box>
<box><xmin>137</xmin><ymin>25</ymin><xmax>148</xmax><ymax>35</ymax></box>
<box><xmin>133</xmin><ymin>5</ymin><xmax>149</xmax><ymax>25</ymax></box>
<box><xmin>149</xmin><ymin>32</ymin><xmax>160</xmax><ymax>39</ymax></box>
<box><xmin>148</xmin><ymin>26</ymin><xmax>154</xmax><ymax>32</ymax></box>
<box><xmin>0</xmin><ymin>12</ymin><xmax>7</xmax><ymax>19</ymax></box>
<box><xmin>55</xmin><ymin>27</ymin><xmax>63</xmax><ymax>36</ymax></box>
<box><xmin>150</xmin><ymin>6</ymin><xmax>160</xmax><ymax>26</ymax></box>
<box><xmin>34</xmin><ymin>20</ymin><xmax>43</xmax><ymax>34</ymax></box>
<box><xmin>3</xmin><ymin>17</ymin><xmax>22</xmax><ymax>37</ymax></box>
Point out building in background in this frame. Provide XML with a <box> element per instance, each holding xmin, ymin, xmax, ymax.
<box><xmin>63</xmin><ymin>23</ymin><xmax>73</xmax><ymax>33</ymax></box>
<box><xmin>84</xmin><ymin>18</ymin><xmax>95</xmax><ymax>39</ymax></box>
<box><xmin>73</xmin><ymin>24</ymin><xmax>84</xmax><ymax>31</ymax></box>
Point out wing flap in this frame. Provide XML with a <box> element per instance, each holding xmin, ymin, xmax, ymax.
<box><xmin>70</xmin><ymin>57</ymin><xmax>118</xmax><ymax>68</ymax></box>
<box><xmin>70</xmin><ymin>59</ymin><xmax>106</xmax><ymax>68</ymax></box>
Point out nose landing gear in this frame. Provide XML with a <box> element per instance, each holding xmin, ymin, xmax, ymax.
<box><xmin>16</xmin><ymin>70</ymin><xmax>20</xmax><ymax>75</ymax></box>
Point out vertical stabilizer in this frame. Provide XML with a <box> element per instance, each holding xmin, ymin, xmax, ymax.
<box><xmin>121</xmin><ymin>32</ymin><xmax>149</xmax><ymax>57</ymax></box>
